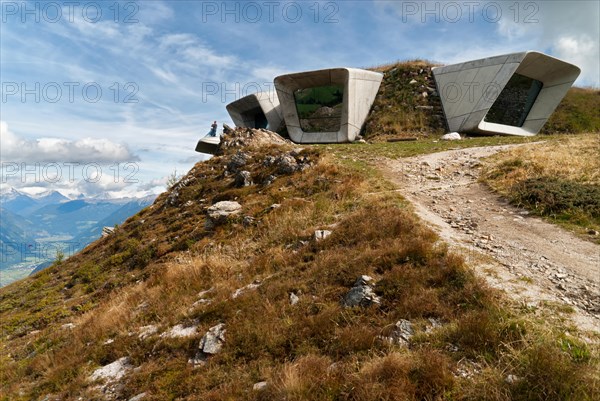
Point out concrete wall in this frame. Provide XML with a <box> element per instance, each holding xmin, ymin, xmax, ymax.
<box><xmin>226</xmin><ymin>91</ymin><xmax>283</xmax><ymax>131</ymax></box>
<box><xmin>274</xmin><ymin>68</ymin><xmax>383</xmax><ymax>143</ymax></box>
<box><xmin>432</xmin><ymin>51</ymin><xmax>580</xmax><ymax>136</ymax></box>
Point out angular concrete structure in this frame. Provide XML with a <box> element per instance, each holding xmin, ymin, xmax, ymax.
<box><xmin>226</xmin><ymin>91</ymin><xmax>283</xmax><ymax>131</ymax></box>
<box><xmin>432</xmin><ymin>51</ymin><xmax>580</xmax><ymax>136</ymax></box>
<box><xmin>195</xmin><ymin>135</ymin><xmax>220</xmax><ymax>155</ymax></box>
<box><xmin>274</xmin><ymin>68</ymin><xmax>383</xmax><ymax>143</ymax></box>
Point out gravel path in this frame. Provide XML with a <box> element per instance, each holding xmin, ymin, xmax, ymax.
<box><xmin>384</xmin><ymin>144</ymin><xmax>600</xmax><ymax>333</ymax></box>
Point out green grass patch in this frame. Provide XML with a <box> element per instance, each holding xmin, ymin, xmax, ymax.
<box><xmin>325</xmin><ymin>135</ymin><xmax>546</xmax><ymax>160</ymax></box>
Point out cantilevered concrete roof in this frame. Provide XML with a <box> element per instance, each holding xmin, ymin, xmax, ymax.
<box><xmin>432</xmin><ymin>51</ymin><xmax>580</xmax><ymax>136</ymax></box>
<box><xmin>226</xmin><ymin>91</ymin><xmax>283</xmax><ymax>131</ymax></box>
<box><xmin>274</xmin><ymin>68</ymin><xmax>383</xmax><ymax>143</ymax></box>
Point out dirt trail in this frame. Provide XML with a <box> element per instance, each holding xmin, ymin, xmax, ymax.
<box><xmin>383</xmin><ymin>144</ymin><xmax>600</xmax><ymax>333</ymax></box>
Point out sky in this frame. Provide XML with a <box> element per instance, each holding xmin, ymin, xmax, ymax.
<box><xmin>1</xmin><ymin>0</ymin><xmax>598</xmax><ymax>198</ymax></box>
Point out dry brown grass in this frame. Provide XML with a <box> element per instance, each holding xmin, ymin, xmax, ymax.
<box><xmin>483</xmin><ymin>134</ymin><xmax>600</xmax><ymax>189</ymax></box>
<box><xmin>481</xmin><ymin>133</ymin><xmax>600</xmax><ymax>237</ymax></box>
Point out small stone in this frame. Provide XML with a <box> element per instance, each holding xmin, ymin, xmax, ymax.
<box><xmin>314</xmin><ymin>230</ymin><xmax>332</xmax><ymax>241</ymax></box>
<box><xmin>263</xmin><ymin>175</ymin><xmax>276</xmax><ymax>185</ymax></box>
<box><xmin>290</xmin><ymin>292</ymin><xmax>300</xmax><ymax>306</ymax></box>
<box><xmin>253</xmin><ymin>381</ymin><xmax>268</xmax><ymax>391</ymax></box>
<box><xmin>128</xmin><ymin>393</ymin><xmax>147</xmax><ymax>401</ymax></box>
<box><xmin>381</xmin><ymin>319</ymin><xmax>414</xmax><ymax>345</ymax></box>
<box><xmin>342</xmin><ymin>276</ymin><xmax>381</xmax><ymax>307</ymax></box>
<box><xmin>441</xmin><ymin>132</ymin><xmax>461</xmax><ymax>141</ymax></box>
<box><xmin>275</xmin><ymin>154</ymin><xmax>298</xmax><ymax>174</ymax></box>
<box><xmin>290</xmin><ymin>148</ymin><xmax>305</xmax><ymax>157</ymax></box>
<box><xmin>409</xmin><ymin>79</ymin><xmax>418</xmax><ymax>85</ymax></box>
<box><xmin>505</xmin><ymin>374</ymin><xmax>519</xmax><ymax>384</ymax></box>
<box><xmin>232</xmin><ymin>282</ymin><xmax>261</xmax><ymax>299</ymax></box>
<box><xmin>234</xmin><ymin>171</ymin><xmax>253</xmax><ymax>187</ymax></box>
<box><xmin>61</xmin><ymin>323</ymin><xmax>76</xmax><ymax>330</ymax></box>
<box><xmin>138</xmin><ymin>325</ymin><xmax>158</xmax><ymax>340</ymax></box>
<box><xmin>242</xmin><ymin>216</ymin><xmax>255</xmax><ymax>226</ymax></box>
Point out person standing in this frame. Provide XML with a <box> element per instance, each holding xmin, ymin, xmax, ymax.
<box><xmin>208</xmin><ymin>121</ymin><xmax>218</xmax><ymax>137</ymax></box>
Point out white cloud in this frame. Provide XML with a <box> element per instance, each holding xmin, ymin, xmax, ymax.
<box><xmin>373</xmin><ymin>0</ymin><xmax>599</xmax><ymax>87</ymax></box>
<box><xmin>0</xmin><ymin>121</ymin><xmax>138</xmax><ymax>163</ymax></box>
<box><xmin>552</xmin><ymin>35</ymin><xmax>598</xmax><ymax>87</ymax></box>
<box><xmin>158</xmin><ymin>33</ymin><xmax>237</xmax><ymax>68</ymax></box>
<box><xmin>495</xmin><ymin>1</ymin><xmax>599</xmax><ymax>86</ymax></box>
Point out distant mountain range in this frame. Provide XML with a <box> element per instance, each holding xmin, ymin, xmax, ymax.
<box><xmin>0</xmin><ymin>188</ymin><xmax>156</xmax><ymax>285</ymax></box>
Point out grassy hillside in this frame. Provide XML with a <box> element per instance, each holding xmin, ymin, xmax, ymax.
<box><xmin>541</xmin><ymin>88</ymin><xmax>600</xmax><ymax>134</ymax></box>
<box><xmin>1</xmin><ymin>128</ymin><xmax>598</xmax><ymax>400</ymax></box>
<box><xmin>363</xmin><ymin>60</ymin><xmax>446</xmax><ymax>140</ymax></box>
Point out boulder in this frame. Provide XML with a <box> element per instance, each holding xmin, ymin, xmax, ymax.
<box><xmin>227</xmin><ymin>151</ymin><xmax>249</xmax><ymax>172</ymax></box>
<box><xmin>89</xmin><ymin>357</ymin><xmax>131</xmax><ymax>383</ymax></box>
<box><xmin>206</xmin><ymin>201</ymin><xmax>242</xmax><ymax>228</ymax></box>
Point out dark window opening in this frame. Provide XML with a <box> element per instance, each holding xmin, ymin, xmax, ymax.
<box><xmin>484</xmin><ymin>74</ymin><xmax>543</xmax><ymax>127</ymax></box>
<box><xmin>293</xmin><ymin>85</ymin><xmax>344</xmax><ymax>132</ymax></box>
<box><xmin>241</xmin><ymin>106</ymin><xmax>268</xmax><ymax>129</ymax></box>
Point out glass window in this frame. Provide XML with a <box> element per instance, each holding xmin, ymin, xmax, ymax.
<box><xmin>484</xmin><ymin>74</ymin><xmax>543</xmax><ymax>127</ymax></box>
<box><xmin>293</xmin><ymin>85</ymin><xmax>344</xmax><ymax>132</ymax></box>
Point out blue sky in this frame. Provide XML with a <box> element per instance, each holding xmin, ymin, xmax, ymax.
<box><xmin>1</xmin><ymin>0</ymin><xmax>598</xmax><ymax>198</ymax></box>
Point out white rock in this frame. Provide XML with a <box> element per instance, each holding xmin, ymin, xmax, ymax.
<box><xmin>314</xmin><ymin>230</ymin><xmax>332</xmax><ymax>241</ymax></box>
<box><xmin>232</xmin><ymin>282</ymin><xmax>261</xmax><ymax>299</ymax></box>
<box><xmin>138</xmin><ymin>325</ymin><xmax>159</xmax><ymax>340</ymax></box>
<box><xmin>208</xmin><ymin>201</ymin><xmax>242</xmax><ymax>216</ymax></box>
<box><xmin>161</xmin><ymin>324</ymin><xmax>198</xmax><ymax>339</ymax></box>
<box><xmin>128</xmin><ymin>393</ymin><xmax>147</xmax><ymax>401</ymax></box>
<box><xmin>441</xmin><ymin>132</ymin><xmax>461</xmax><ymax>141</ymax></box>
<box><xmin>253</xmin><ymin>381</ymin><xmax>268</xmax><ymax>391</ymax></box>
<box><xmin>290</xmin><ymin>292</ymin><xmax>300</xmax><ymax>305</ymax></box>
<box><xmin>206</xmin><ymin>201</ymin><xmax>242</xmax><ymax>227</ymax></box>
<box><xmin>89</xmin><ymin>357</ymin><xmax>131</xmax><ymax>383</ymax></box>
<box><xmin>61</xmin><ymin>323</ymin><xmax>76</xmax><ymax>330</ymax></box>
<box><xmin>199</xmin><ymin>323</ymin><xmax>226</xmax><ymax>354</ymax></box>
